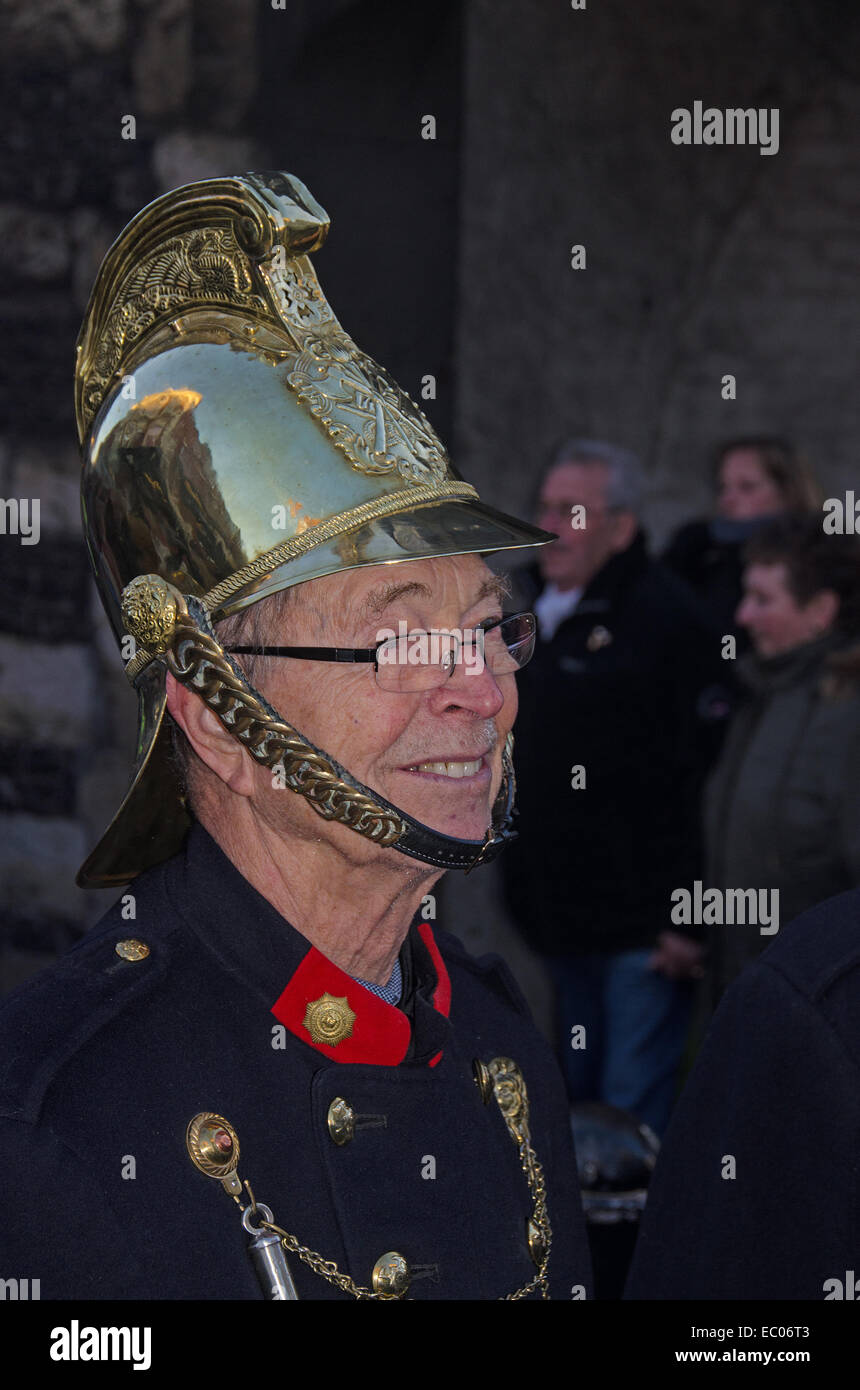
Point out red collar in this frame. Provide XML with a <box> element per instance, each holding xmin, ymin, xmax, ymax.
<box><xmin>271</xmin><ymin>921</ymin><xmax>451</xmax><ymax>1066</ymax></box>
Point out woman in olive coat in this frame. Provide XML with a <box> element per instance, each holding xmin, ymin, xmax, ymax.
<box><xmin>703</xmin><ymin>517</ymin><xmax>860</xmax><ymax>1005</ymax></box>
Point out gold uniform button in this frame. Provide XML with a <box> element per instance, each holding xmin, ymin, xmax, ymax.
<box><xmin>327</xmin><ymin>1097</ymin><xmax>356</xmax><ymax>1146</ymax></box>
<box><xmin>186</xmin><ymin>1113</ymin><xmax>241</xmax><ymax>1176</ymax></box>
<box><xmin>371</xmin><ymin>1252</ymin><xmax>410</xmax><ymax>1297</ymax></box>
<box><xmin>115</xmin><ymin>939</ymin><xmax>150</xmax><ymax>961</ymax></box>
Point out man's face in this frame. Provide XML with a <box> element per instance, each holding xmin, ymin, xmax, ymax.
<box><xmin>243</xmin><ymin>552</ymin><xmax>517</xmax><ymax>858</ymax></box>
<box><xmin>536</xmin><ymin>461</ymin><xmax>635</xmax><ymax>591</ymax></box>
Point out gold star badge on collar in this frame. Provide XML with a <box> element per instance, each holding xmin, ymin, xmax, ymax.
<box><xmin>303</xmin><ymin>993</ymin><xmax>356</xmax><ymax>1046</ymax></box>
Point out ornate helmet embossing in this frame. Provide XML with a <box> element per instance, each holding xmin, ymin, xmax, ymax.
<box><xmin>77</xmin><ymin>171</ymin><xmax>553</xmax><ymax>887</ymax></box>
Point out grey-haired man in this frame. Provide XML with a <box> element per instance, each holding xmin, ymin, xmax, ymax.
<box><xmin>502</xmin><ymin>440</ymin><xmax>721</xmax><ymax>1136</ymax></box>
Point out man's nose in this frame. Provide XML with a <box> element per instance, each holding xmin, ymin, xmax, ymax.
<box><xmin>427</xmin><ymin>656</ymin><xmax>507</xmax><ymax>718</ymax></box>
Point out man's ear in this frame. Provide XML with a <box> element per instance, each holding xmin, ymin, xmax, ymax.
<box><xmin>165</xmin><ymin>672</ymin><xmax>257</xmax><ymax>796</ymax></box>
<box><xmin>609</xmin><ymin>509</ymin><xmax>638</xmax><ymax>554</ymax></box>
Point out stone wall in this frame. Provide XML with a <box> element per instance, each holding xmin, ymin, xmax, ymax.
<box><xmin>455</xmin><ymin>0</ymin><xmax>860</xmax><ymax>542</ymax></box>
<box><xmin>0</xmin><ymin>0</ymin><xmax>265</xmax><ymax>988</ymax></box>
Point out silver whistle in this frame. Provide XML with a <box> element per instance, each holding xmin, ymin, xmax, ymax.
<box><xmin>243</xmin><ymin>1204</ymin><xmax>299</xmax><ymax>1300</ymax></box>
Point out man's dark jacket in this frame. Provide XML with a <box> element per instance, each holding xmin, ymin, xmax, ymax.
<box><xmin>502</xmin><ymin>534</ymin><xmax>725</xmax><ymax>955</ymax></box>
<box><xmin>662</xmin><ymin>517</ymin><xmax>747</xmax><ymax>640</ymax></box>
<box><xmin>0</xmin><ymin>825</ymin><xmax>592</xmax><ymax>1300</ymax></box>
<box><xmin>624</xmin><ymin>888</ymin><xmax>860</xmax><ymax>1299</ymax></box>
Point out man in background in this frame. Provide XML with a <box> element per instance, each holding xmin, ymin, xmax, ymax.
<box><xmin>502</xmin><ymin>439</ymin><xmax>722</xmax><ymax>1136</ymax></box>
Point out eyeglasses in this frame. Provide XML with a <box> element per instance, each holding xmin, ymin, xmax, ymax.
<box><xmin>224</xmin><ymin>612</ymin><xmax>536</xmax><ymax>693</ymax></box>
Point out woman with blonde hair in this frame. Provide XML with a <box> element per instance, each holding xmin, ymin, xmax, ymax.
<box><xmin>663</xmin><ymin>436</ymin><xmax>822</xmax><ymax>642</ymax></box>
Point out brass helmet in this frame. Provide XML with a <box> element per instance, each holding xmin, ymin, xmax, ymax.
<box><xmin>76</xmin><ymin>171</ymin><xmax>553</xmax><ymax>888</ymax></box>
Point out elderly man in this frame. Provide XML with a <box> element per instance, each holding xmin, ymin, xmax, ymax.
<box><xmin>0</xmin><ymin>173</ymin><xmax>591</xmax><ymax>1300</ymax></box>
<box><xmin>501</xmin><ymin>441</ymin><xmax>723</xmax><ymax>1136</ymax></box>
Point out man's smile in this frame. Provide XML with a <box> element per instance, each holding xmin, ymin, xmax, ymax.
<box><xmin>398</xmin><ymin>752</ymin><xmax>492</xmax><ymax>783</ymax></box>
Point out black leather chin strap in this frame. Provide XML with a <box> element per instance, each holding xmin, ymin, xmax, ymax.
<box><xmin>324</xmin><ymin>736</ymin><xmax>518</xmax><ymax>874</ymax></box>
<box><xmin>186</xmin><ymin>597</ymin><xmax>518</xmax><ymax>874</ymax></box>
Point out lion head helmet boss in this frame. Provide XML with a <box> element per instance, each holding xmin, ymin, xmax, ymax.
<box><xmin>76</xmin><ymin>172</ymin><xmax>554</xmax><ymax>887</ymax></box>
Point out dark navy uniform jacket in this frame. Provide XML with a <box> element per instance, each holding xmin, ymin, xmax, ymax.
<box><xmin>0</xmin><ymin>825</ymin><xmax>592</xmax><ymax>1300</ymax></box>
<box><xmin>625</xmin><ymin>888</ymin><xmax>860</xmax><ymax>1300</ymax></box>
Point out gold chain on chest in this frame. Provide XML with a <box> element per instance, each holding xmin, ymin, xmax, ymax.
<box><xmin>186</xmin><ymin>1056</ymin><xmax>552</xmax><ymax>1300</ymax></box>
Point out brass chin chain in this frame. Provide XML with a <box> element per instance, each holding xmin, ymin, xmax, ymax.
<box><xmin>120</xmin><ymin>572</ymin><xmax>517</xmax><ymax>872</ymax></box>
<box><xmin>167</xmin><ymin>614</ymin><xmax>405</xmax><ymax>843</ymax></box>
<box><xmin>121</xmin><ymin>574</ymin><xmax>405</xmax><ymax>844</ymax></box>
<box><xmin>186</xmin><ymin>1057</ymin><xmax>552</xmax><ymax>1301</ymax></box>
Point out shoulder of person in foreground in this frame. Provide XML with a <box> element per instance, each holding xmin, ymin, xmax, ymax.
<box><xmin>0</xmin><ymin>898</ymin><xmax>544</xmax><ymax>1131</ymax></box>
<box><xmin>624</xmin><ymin>887</ymin><xmax>860</xmax><ymax>1300</ymax></box>
<box><xmin>0</xmin><ymin>866</ymin><xmax>181</xmax><ymax>1295</ymax></box>
<box><xmin>0</xmin><ymin>865</ymin><xmax>177</xmax><ymax>1125</ymax></box>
